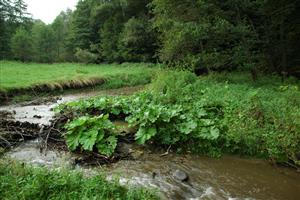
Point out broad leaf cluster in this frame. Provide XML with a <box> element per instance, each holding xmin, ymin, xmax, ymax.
<box><xmin>57</xmin><ymin>71</ymin><xmax>224</xmax><ymax>156</ymax></box>
<box><xmin>64</xmin><ymin>114</ymin><xmax>117</xmax><ymax>156</ymax></box>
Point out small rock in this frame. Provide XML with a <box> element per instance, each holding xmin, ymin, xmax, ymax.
<box><xmin>173</xmin><ymin>169</ymin><xmax>189</xmax><ymax>182</ymax></box>
<box><xmin>152</xmin><ymin>172</ymin><xmax>157</xmax><ymax>179</ymax></box>
<box><xmin>116</xmin><ymin>142</ymin><xmax>144</xmax><ymax>159</ymax></box>
<box><xmin>116</xmin><ymin>142</ymin><xmax>132</xmax><ymax>157</ymax></box>
<box><xmin>33</xmin><ymin>115</ymin><xmax>42</xmax><ymax>119</ymax></box>
<box><xmin>131</xmin><ymin>149</ymin><xmax>144</xmax><ymax>160</ymax></box>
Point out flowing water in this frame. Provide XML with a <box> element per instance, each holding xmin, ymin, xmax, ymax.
<box><xmin>108</xmin><ymin>153</ymin><xmax>300</xmax><ymax>200</ymax></box>
<box><xmin>5</xmin><ymin>139</ymin><xmax>300</xmax><ymax>200</ymax></box>
<box><xmin>1</xmin><ymin>86</ymin><xmax>300</xmax><ymax>200</ymax></box>
<box><xmin>0</xmin><ymin>86</ymin><xmax>144</xmax><ymax>125</ymax></box>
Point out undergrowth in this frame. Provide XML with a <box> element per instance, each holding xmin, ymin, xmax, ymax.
<box><xmin>0</xmin><ymin>160</ymin><xmax>158</xmax><ymax>200</ymax></box>
<box><xmin>56</xmin><ymin>70</ymin><xmax>300</xmax><ymax>167</ymax></box>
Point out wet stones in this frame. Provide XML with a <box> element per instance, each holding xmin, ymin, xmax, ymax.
<box><xmin>116</xmin><ymin>142</ymin><xmax>132</xmax><ymax>157</ymax></box>
<box><xmin>173</xmin><ymin>169</ymin><xmax>189</xmax><ymax>182</ymax></box>
<box><xmin>33</xmin><ymin>115</ymin><xmax>42</xmax><ymax>119</ymax></box>
<box><xmin>116</xmin><ymin>142</ymin><xmax>144</xmax><ymax>159</ymax></box>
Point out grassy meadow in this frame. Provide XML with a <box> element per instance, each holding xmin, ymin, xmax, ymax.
<box><xmin>0</xmin><ymin>61</ymin><xmax>157</xmax><ymax>93</ymax></box>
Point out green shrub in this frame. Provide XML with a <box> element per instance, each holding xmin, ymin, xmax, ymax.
<box><xmin>75</xmin><ymin>48</ymin><xmax>98</xmax><ymax>64</ymax></box>
<box><xmin>149</xmin><ymin>70</ymin><xmax>198</xmax><ymax>103</ymax></box>
<box><xmin>64</xmin><ymin>114</ymin><xmax>117</xmax><ymax>156</ymax></box>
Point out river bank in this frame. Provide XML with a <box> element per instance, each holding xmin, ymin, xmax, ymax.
<box><xmin>0</xmin><ymin>84</ymin><xmax>299</xmax><ymax>199</ymax></box>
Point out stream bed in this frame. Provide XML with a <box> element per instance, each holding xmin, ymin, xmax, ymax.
<box><xmin>1</xmin><ymin>87</ymin><xmax>300</xmax><ymax>200</ymax></box>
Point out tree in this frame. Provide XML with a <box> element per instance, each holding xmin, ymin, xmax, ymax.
<box><xmin>260</xmin><ymin>0</ymin><xmax>300</xmax><ymax>74</ymax></box>
<box><xmin>51</xmin><ymin>10</ymin><xmax>73</xmax><ymax>62</ymax></box>
<box><xmin>119</xmin><ymin>17</ymin><xmax>156</xmax><ymax>62</ymax></box>
<box><xmin>10</xmin><ymin>26</ymin><xmax>32</xmax><ymax>61</ymax></box>
<box><xmin>0</xmin><ymin>0</ymin><xmax>31</xmax><ymax>59</ymax></box>
<box><xmin>92</xmin><ymin>0</ymin><xmax>156</xmax><ymax>63</ymax></box>
<box><xmin>69</xmin><ymin>0</ymin><xmax>93</xmax><ymax>51</ymax></box>
<box><xmin>151</xmin><ymin>0</ymin><xmax>259</xmax><ymax>71</ymax></box>
<box><xmin>31</xmin><ymin>21</ymin><xmax>55</xmax><ymax>63</ymax></box>
<box><xmin>100</xmin><ymin>15</ymin><xmax>124</xmax><ymax>62</ymax></box>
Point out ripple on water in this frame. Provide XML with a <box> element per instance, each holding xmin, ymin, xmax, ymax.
<box><xmin>4</xmin><ymin>140</ymin><xmax>300</xmax><ymax>200</ymax></box>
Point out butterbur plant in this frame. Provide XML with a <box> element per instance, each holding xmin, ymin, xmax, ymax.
<box><xmin>64</xmin><ymin>114</ymin><xmax>117</xmax><ymax>156</ymax></box>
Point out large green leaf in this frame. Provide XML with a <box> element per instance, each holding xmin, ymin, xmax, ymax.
<box><xmin>209</xmin><ymin>127</ymin><xmax>220</xmax><ymax>140</ymax></box>
<box><xmin>64</xmin><ymin>116</ymin><xmax>88</xmax><ymax>130</ymax></box>
<box><xmin>135</xmin><ymin>126</ymin><xmax>157</xmax><ymax>144</ymax></box>
<box><xmin>196</xmin><ymin>126</ymin><xmax>220</xmax><ymax>140</ymax></box>
<box><xmin>79</xmin><ymin>129</ymin><xmax>98</xmax><ymax>151</ymax></box>
<box><xmin>177</xmin><ymin>121</ymin><xmax>197</xmax><ymax>134</ymax></box>
<box><xmin>96</xmin><ymin>136</ymin><xmax>117</xmax><ymax>156</ymax></box>
<box><xmin>66</xmin><ymin>132</ymin><xmax>81</xmax><ymax>151</ymax></box>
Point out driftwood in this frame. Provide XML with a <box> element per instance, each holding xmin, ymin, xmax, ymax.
<box><xmin>0</xmin><ymin>117</ymin><xmax>64</xmax><ymax>150</ymax></box>
<box><xmin>0</xmin><ymin>117</ymin><xmax>122</xmax><ymax>165</ymax></box>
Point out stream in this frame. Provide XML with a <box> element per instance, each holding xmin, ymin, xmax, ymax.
<box><xmin>1</xmin><ymin>86</ymin><xmax>300</xmax><ymax>200</ymax></box>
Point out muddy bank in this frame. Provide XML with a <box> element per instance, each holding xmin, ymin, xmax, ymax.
<box><xmin>0</xmin><ymin>77</ymin><xmax>106</xmax><ymax>102</ymax></box>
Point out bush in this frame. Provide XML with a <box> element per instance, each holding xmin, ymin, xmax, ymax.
<box><xmin>149</xmin><ymin>70</ymin><xmax>198</xmax><ymax>103</ymax></box>
<box><xmin>75</xmin><ymin>48</ymin><xmax>98</xmax><ymax>64</ymax></box>
<box><xmin>194</xmin><ymin>72</ymin><xmax>300</xmax><ymax>164</ymax></box>
<box><xmin>64</xmin><ymin>114</ymin><xmax>117</xmax><ymax>156</ymax></box>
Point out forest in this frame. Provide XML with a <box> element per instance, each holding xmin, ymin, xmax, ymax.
<box><xmin>1</xmin><ymin>0</ymin><xmax>300</xmax><ymax>199</ymax></box>
<box><xmin>1</xmin><ymin>0</ymin><xmax>300</xmax><ymax>76</ymax></box>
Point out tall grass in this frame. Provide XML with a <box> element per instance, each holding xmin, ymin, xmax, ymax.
<box><xmin>0</xmin><ymin>61</ymin><xmax>158</xmax><ymax>92</ymax></box>
<box><xmin>0</xmin><ymin>160</ymin><xmax>159</xmax><ymax>200</ymax></box>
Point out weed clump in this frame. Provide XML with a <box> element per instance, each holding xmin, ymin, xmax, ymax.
<box><xmin>0</xmin><ymin>160</ymin><xmax>159</xmax><ymax>200</ymax></box>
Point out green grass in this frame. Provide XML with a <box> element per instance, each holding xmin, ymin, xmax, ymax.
<box><xmin>0</xmin><ymin>160</ymin><xmax>159</xmax><ymax>200</ymax></box>
<box><xmin>0</xmin><ymin>61</ymin><xmax>158</xmax><ymax>92</ymax></box>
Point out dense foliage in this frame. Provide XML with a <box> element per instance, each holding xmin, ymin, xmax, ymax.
<box><xmin>0</xmin><ymin>160</ymin><xmax>158</xmax><ymax>200</ymax></box>
<box><xmin>1</xmin><ymin>0</ymin><xmax>300</xmax><ymax>75</ymax></box>
<box><xmin>57</xmin><ymin>71</ymin><xmax>300</xmax><ymax>166</ymax></box>
<box><xmin>0</xmin><ymin>0</ymin><xmax>31</xmax><ymax>59</ymax></box>
<box><xmin>64</xmin><ymin>115</ymin><xmax>117</xmax><ymax>156</ymax></box>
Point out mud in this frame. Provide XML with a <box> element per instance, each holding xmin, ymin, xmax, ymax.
<box><xmin>0</xmin><ymin>77</ymin><xmax>106</xmax><ymax>102</ymax></box>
